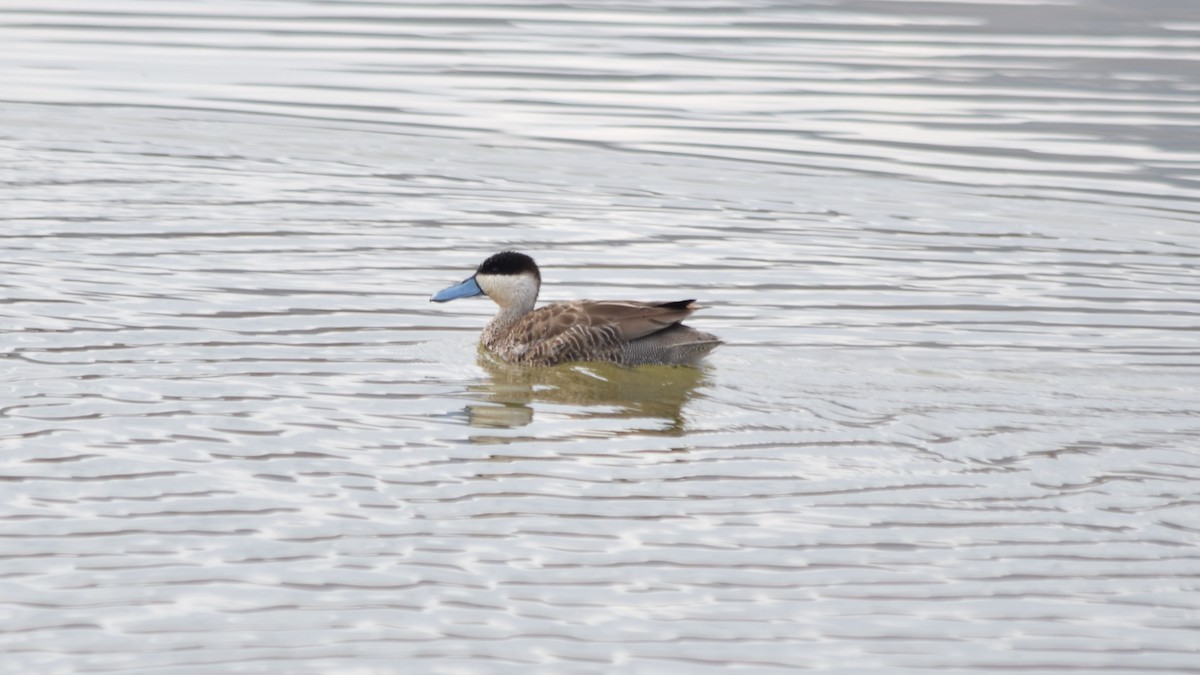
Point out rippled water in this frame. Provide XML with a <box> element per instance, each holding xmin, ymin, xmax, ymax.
<box><xmin>3</xmin><ymin>1</ymin><xmax>1200</xmax><ymax>672</ymax></box>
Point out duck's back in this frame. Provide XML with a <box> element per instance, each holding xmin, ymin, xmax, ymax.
<box><xmin>489</xmin><ymin>299</ymin><xmax>720</xmax><ymax>366</ymax></box>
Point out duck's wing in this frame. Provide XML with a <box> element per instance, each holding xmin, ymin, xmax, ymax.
<box><xmin>511</xmin><ymin>299</ymin><xmax>703</xmax><ymax>365</ymax></box>
<box><xmin>577</xmin><ymin>299</ymin><xmax>701</xmax><ymax>341</ymax></box>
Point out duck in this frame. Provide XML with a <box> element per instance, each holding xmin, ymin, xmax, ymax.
<box><xmin>430</xmin><ymin>251</ymin><xmax>721</xmax><ymax>366</ymax></box>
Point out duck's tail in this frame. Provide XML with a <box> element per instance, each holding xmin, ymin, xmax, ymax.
<box><xmin>625</xmin><ymin>324</ymin><xmax>722</xmax><ymax>366</ymax></box>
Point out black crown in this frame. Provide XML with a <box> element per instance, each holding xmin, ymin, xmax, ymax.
<box><xmin>476</xmin><ymin>251</ymin><xmax>540</xmax><ymax>281</ymax></box>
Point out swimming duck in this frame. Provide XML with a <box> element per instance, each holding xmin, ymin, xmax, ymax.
<box><xmin>431</xmin><ymin>251</ymin><xmax>720</xmax><ymax>366</ymax></box>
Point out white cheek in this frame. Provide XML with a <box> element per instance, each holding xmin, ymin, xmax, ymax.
<box><xmin>477</xmin><ymin>273</ymin><xmax>536</xmax><ymax>307</ymax></box>
<box><xmin>476</xmin><ymin>274</ymin><xmax>504</xmax><ymax>300</ymax></box>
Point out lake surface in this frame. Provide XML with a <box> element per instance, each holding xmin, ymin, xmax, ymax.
<box><xmin>3</xmin><ymin>0</ymin><xmax>1200</xmax><ymax>672</ymax></box>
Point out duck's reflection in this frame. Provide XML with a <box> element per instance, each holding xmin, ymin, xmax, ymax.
<box><xmin>465</xmin><ymin>354</ymin><xmax>710</xmax><ymax>434</ymax></box>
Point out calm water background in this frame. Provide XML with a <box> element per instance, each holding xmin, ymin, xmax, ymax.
<box><xmin>3</xmin><ymin>0</ymin><xmax>1200</xmax><ymax>672</ymax></box>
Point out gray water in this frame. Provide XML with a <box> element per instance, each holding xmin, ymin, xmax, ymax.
<box><xmin>3</xmin><ymin>0</ymin><xmax>1200</xmax><ymax>673</ymax></box>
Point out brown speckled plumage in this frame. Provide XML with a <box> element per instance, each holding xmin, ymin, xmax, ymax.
<box><xmin>432</xmin><ymin>252</ymin><xmax>721</xmax><ymax>367</ymax></box>
<box><xmin>484</xmin><ymin>299</ymin><xmax>719</xmax><ymax>366</ymax></box>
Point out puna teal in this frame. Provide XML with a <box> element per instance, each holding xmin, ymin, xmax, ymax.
<box><xmin>431</xmin><ymin>251</ymin><xmax>721</xmax><ymax>366</ymax></box>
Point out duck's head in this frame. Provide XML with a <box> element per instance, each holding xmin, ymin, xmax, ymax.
<box><xmin>430</xmin><ymin>251</ymin><xmax>541</xmax><ymax>310</ymax></box>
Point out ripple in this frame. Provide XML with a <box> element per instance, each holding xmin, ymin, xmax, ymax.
<box><xmin>3</xmin><ymin>0</ymin><xmax>1200</xmax><ymax>673</ymax></box>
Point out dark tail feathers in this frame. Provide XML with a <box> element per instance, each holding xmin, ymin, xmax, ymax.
<box><xmin>656</xmin><ymin>299</ymin><xmax>697</xmax><ymax>310</ymax></box>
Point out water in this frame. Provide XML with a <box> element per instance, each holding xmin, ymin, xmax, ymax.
<box><xmin>3</xmin><ymin>1</ymin><xmax>1200</xmax><ymax>672</ymax></box>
